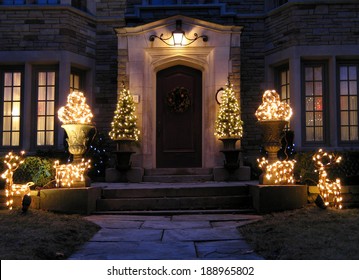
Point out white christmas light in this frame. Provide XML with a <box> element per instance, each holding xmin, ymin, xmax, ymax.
<box><xmin>58</xmin><ymin>91</ymin><xmax>93</xmax><ymax>124</ymax></box>
<box><xmin>255</xmin><ymin>90</ymin><xmax>292</xmax><ymax>121</ymax></box>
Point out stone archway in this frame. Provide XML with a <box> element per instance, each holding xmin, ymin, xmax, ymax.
<box><xmin>116</xmin><ymin>15</ymin><xmax>242</xmax><ymax>169</ymax></box>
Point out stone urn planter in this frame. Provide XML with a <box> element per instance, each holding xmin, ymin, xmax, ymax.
<box><xmin>113</xmin><ymin>139</ymin><xmax>136</xmax><ymax>171</ymax></box>
<box><xmin>61</xmin><ymin>123</ymin><xmax>94</xmax><ymax>187</ymax></box>
<box><xmin>62</xmin><ymin>123</ymin><xmax>95</xmax><ymax>163</ymax></box>
<box><xmin>258</xmin><ymin>120</ymin><xmax>288</xmax><ymax>163</ymax></box>
<box><xmin>219</xmin><ymin>137</ymin><xmax>241</xmax><ymax>172</ymax></box>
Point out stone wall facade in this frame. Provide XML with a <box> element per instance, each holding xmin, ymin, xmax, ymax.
<box><xmin>1</xmin><ymin>0</ymin><xmax>358</xmax><ymax>167</ymax></box>
<box><xmin>0</xmin><ymin>6</ymin><xmax>96</xmax><ymax>56</ymax></box>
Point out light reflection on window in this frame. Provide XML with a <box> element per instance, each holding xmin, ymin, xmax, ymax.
<box><xmin>1</xmin><ymin>71</ymin><xmax>21</xmax><ymax>146</ymax></box>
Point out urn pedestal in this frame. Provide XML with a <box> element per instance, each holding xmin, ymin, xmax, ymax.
<box><xmin>109</xmin><ymin>139</ymin><xmax>136</xmax><ymax>182</ymax></box>
<box><xmin>258</xmin><ymin>120</ymin><xmax>288</xmax><ymax>163</ymax></box>
<box><xmin>62</xmin><ymin>124</ymin><xmax>94</xmax><ymax>163</ymax></box>
<box><xmin>61</xmin><ymin>123</ymin><xmax>94</xmax><ymax>187</ymax></box>
<box><xmin>258</xmin><ymin>120</ymin><xmax>288</xmax><ymax>184</ymax></box>
<box><xmin>219</xmin><ymin>138</ymin><xmax>240</xmax><ymax>173</ymax></box>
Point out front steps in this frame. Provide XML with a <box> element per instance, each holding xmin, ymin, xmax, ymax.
<box><xmin>143</xmin><ymin>168</ymin><xmax>213</xmax><ymax>183</ymax></box>
<box><xmin>95</xmin><ymin>182</ymin><xmax>254</xmax><ymax>214</ymax></box>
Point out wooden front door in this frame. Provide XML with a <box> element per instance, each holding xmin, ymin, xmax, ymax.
<box><xmin>156</xmin><ymin>65</ymin><xmax>202</xmax><ymax>168</ymax></box>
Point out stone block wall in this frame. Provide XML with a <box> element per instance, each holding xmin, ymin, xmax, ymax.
<box><xmin>265</xmin><ymin>3</ymin><xmax>359</xmax><ymax>55</ymax></box>
<box><xmin>93</xmin><ymin>0</ymin><xmax>126</xmax><ymax>137</ymax></box>
<box><xmin>235</xmin><ymin>16</ymin><xmax>266</xmax><ymax>159</ymax></box>
<box><xmin>0</xmin><ymin>6</ymin><xmax>96</xmax><ymax>57</ymax></box>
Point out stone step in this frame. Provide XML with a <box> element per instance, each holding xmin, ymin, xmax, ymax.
<box><xmin>101</xmin><ymin>185</ymin><xmax>250</xmax><ymax>199</ymax></box>
<box><xmin>143</xmin><ymin>168</ymin><xmax>214</xmax><ymax>183</ymax></box>
<box><xmin>92</xmin><ymin>209</ymin><xmax>256</xmax><ymax>215</ymax></box>
<box><xmin>143</xmin><ymin>168</ymin><xmax>213</xmax><ymax>183</ymax></box>
<box><xmin>143</xmin><ymin>174</ymin><xmax>213</xmax><ymax>183</ymax></box>
<box><xmin>96</xmin><ymin>195</ymin><xmax>252</xmax><ymax>211</ymax></box>
<box><xmin>96</xmin><ymin>183</ymin><xmax>253</xmax><ymax>212</ymax></box>
<box><xmin>144</xmin><ymin>168</ymin><xmax>213</xmax><ymax>176</ymax></box>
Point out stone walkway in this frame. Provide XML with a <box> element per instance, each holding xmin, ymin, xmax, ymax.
<box><xmin>69</xmin><ymin>213</ymin><xmax>264</xmax><ymax>260</ymax></box>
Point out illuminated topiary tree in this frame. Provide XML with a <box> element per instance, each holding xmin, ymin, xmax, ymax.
<box><xmin>214</xmin><ymin>80</ymin><xmax>244</xmax><ymax>172</ymax></box>
<box><xmin>109</xmin><ymin>84</ymin><xmax>140</xmax><ymax>142</ymax></box>
<box><xmin>214</xmin><ymin>80</ymin><xmax>243</xmax><ymax>140</ymax></box>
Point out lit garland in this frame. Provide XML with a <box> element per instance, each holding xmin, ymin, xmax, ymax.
<box><xmin>1</xmin><ymin>151</ymin><xmax>33</xmax><ymax>210</ymax></box>
<box><xmin>312</xmin><ymin>149</ymin><xmax>343</xmax><ymax>209</ymax></box>
<box><xmin>58</xmin><ymin>91</ymin><xmax>93</xmax><ymax>124</ymax></box>
<box><xmin>54</xmin><ymin>159</ymin><xmax>91</xmax><ymax>188</ymax></box>
<box><xmin>109</xmin><ymin>85</ymin><xmax>140</xmax><ymax>141</ymax></box>
<box><xmin>257</xmin><ymin>157</ymin><xmax>296</xmax><ymax>184</ymax></box>
<box><xmin>214</xmin><ymin>81</ymin><xmax>243</xmax><ymax>138</ymax></box>
<box><xmin>255</xmin><ymin>90</ymin><xmax>292</xmax><ymax>121</ymax></box>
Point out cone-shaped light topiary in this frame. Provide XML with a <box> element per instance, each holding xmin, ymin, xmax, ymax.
<box><xmin>109</xmin><ymin>84</ymin><xmax>140</xmax><ymax>141</ymax></box>
<box><xmin>214</xmin><ymin>80</ymin><xmax>243</xmax><ymax>139</ymax></box>
<box><xmin>58</xmin><ymin>91</ymin><xmax>93</xmax><ymax>124</ymax></box>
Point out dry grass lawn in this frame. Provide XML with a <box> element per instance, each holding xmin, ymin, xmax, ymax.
<box><xmin>0</xmin><ymin>209</ymin><xmax>100</xmax><ymax>260</ymax></box>
<box><xmin>239</xmin><ymin>205</ymin><xmax>359</xmax><ymax>259</ymax></box>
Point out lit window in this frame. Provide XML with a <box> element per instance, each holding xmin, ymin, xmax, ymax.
<box><xmin>36</xmin><ymin>70</ymin><xmax>56</xmax><ymax>146</ymax></box>
<box><xmin>339</xmin><ymin>64</ymin><xmax>358</xmax><ymax>142</ymax></box>
<box><xmin>0</xmin><ymin>70</ymin><xmax>22</xmax><ymax>146</ymax></box>
<box><xmin>303</xmin><ymin>63</ymin><xmax>326</xmax><ymax>143</ymax></box>
<box><xmin>70</xmin><ymin>69</ymin><xmax>85</xmax><ymax>93</ymax></box>
<box><xmin>276</xmin><ymin>65</ymin><xmax>290</xmax><ymax>128</ymax></box>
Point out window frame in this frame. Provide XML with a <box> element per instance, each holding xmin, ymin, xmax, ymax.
<box><xmin>32</xmin><ymin>65</ymin><xmax>59</xmax><ymax>149</ymax></box>
<box><xmin>70</xmin><ymin>68</ymin><xmax>86</xmax><ymax>93</ymax></box>
<box><xmin>0</xmin><ymin>66</ymin><xmax>24</xmax><ymax>150</ymax></box>
<box><xmin>275</xmin><ymin>64</ymin><xmax>291</xmax><ymax>130</ymax></box>
<box><xmin>301</xmin><ymin>60</ymin><xmax>329</xmax><ymax>146</ymax></box>
<box><xmin>337</xmin><ymin>61</ymin><xmax>359</xmax><ymax>145</ymax></box>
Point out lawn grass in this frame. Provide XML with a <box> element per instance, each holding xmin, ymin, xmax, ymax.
<box><xmin>238</xmin><ymin>205</ymin><xmax>359</xmax><ymax>260</ymax></box>
<box><xmin>0</xmin><ymin>208</ymin><xmax>100</xmax><ymax>260</ymax></box>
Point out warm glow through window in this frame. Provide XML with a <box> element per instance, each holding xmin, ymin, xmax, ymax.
<box><xmin>1</xmin><ymin>71</ymin><xmax>21</xmax><ymax>146</ymax></box>
<box><xmin>339</xmin><ymin>64</ymin><xmax>358</xmax><ymax>141</ymax></box>
<box><xmin>303</xmin><ymin>64</ymin><xmax>325</xmax><ymax>142</ymax></box>
<box><xmin>37</xmin><ymin>71</ymin><xmax>56</xmax><ymax>146</ymax></box>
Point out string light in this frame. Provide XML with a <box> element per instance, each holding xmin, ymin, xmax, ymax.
<box><xmin>258</xmin><ymin>157</ymin><xmax>296</xmax><ymax>184</ymax></box>
<box><xmin>1</xmin><ymin>151</ymin><xmax>33</xmax><ymax>210</ymax></box>
<box><xmin>255</xmin><ymin>90</ymin><xmax>292</xmax><ymax>121</ymax></box>
<box><xmin>313</xmin><ymin>149</ymin><xmax>343</xmax><ymax>209</ymax></box>
<box><xmin>109</xmin><ymin>85</ymin><xmax>140</xmax><ymax>141</ymax></box>
<box><xmin>58</xmin><ymin>91</ymin><xmax>93</xmax><ymax>124</ymax></box>
<box><xmin>214</xmin><ymin>81</ymin><xmax>243</xmax><ymax>139</ymax></box>
<box><xmin>54</xmin><ymin>159</ymin><xmax>91</xmax><ymax>188</ymax></box>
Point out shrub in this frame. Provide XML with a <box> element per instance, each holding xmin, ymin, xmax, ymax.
<box><xmin>14</xmin><ymin>157</ymin><xmax>55</xmax><ymax>187</ymax></box>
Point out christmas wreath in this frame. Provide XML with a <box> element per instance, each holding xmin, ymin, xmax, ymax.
<box><xmin>166</xmin><ymin>87</ymin><xmax>191</xmax><ymax>113</ymax></box>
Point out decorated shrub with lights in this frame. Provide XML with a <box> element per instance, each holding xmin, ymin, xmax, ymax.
<box><xmin>255</xmin><ymin>90</ymin><xmax>292</xmax><ymax>122</ymax></box>
<box><xmin>256</xmin><ymin>90</ymin><xmax>295</xmax><ymax>184</ymax></box>
<box><xmin>109</xmin><ymin>85</ymin><xmax>140</xmax><ymax>142</ymax></box>
<box><xmin>108</xmin><ymin>84</ymin><xmax>140</xmax><ymax>173</ymax></box>
<box><xmin>214</xmin><ymin>81</ymin><xmax>243</xmax><ymax>140</ymax></box>
<box><xmin>58</xmin><ymin>91</ymin><xmax>93</xmax><ymax>125</ymax></box>
<box><xmin>214</xmin><ymin>80</ymin><xmax>244</xmax><ymax>172</ymax></box>
<box><xmin>57</xmin><ymin>91</ymin><xmax>95</xmax><ymax>187</ymax></box>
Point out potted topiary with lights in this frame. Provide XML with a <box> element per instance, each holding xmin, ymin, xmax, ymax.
<box><xmin>214</xmin><ymin>79</ymin><xmax>244</xmax><ymax>172</ymax></box>
<box><xmin>109</xmin><ymin>83</ymin><xmax>140</xmax><ymax>171</ymax></box>
<box><xmin>255</xmin><ymin>89</ymin><xmax>294</xmax><ymax>184</ymax></box>
<box><xmin>57</xmin><ymin>91</ymin><xmax>95</xmax><ymax>187</ymax></box>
